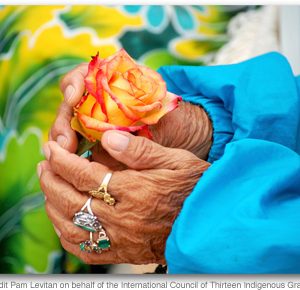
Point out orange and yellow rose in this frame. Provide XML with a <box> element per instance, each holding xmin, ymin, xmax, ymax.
<box><xmin>71</xmin><ymin>49</ymin><xmax>181</xmax><ymax>142</ymax></box>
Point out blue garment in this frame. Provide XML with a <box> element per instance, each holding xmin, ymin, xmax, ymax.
<box><xmin>158</xmin><ymin>52</ymin><xmax>300</xmax><ymax>273</ymax></box>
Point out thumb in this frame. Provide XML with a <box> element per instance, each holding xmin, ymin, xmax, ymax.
<box><xmin>101</xmin><ymin>130</ymin><xmax>208</xmax><ymax>170</ymax></box>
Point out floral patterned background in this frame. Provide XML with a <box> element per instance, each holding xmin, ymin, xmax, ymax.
<box><xmin>0</xmin><ymin>5</ymin><xmax>253</xmax><ymax>273</ymax></box>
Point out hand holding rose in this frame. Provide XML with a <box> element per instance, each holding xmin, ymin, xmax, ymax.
<box><xmin>39</xmin><ymin>130</ymin><xmax>209</xmax><ymax>264</ymax></box>
<box><xmin>41</xmin><ymin>50</ymin><xmax>213</xmax><ymax>265</ymax></box>
<box><xmin>50</xmin><ymin>59</ymin><xmax>212</xmax><ymax>163</ymax></box>
<box><xmin>71</xmin><ymin>49</ymin><xmax>181</xmax><ymax>143</ymax></box>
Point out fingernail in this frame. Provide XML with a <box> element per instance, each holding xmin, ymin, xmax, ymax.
<box><xmin>107</xmin><ymin>132</ymin><xmax>129</xmax><ymax>152</ymax></box>
<box><xmin>37</xmin><ymin>163</ymin><xmax>42</xmax><ymax>178</ymax></box>
<box><xmin>43</xmin><ymin>144</ymin><xmax>51</xmax><ymax>160</ymax></box>
<box><xmin>65</xmin><ymin>85</ymin><xmax>75</xmax><ymax>103</ymax></box>
<box><xmin>57</xmin><ymin>135</ymin><xmax>67</xmax><ymax>148</ymax></box>
<box><xmin>53</xmin><ymin>226</ymin><xmax>61</xmax><ymax>238</ymax></box>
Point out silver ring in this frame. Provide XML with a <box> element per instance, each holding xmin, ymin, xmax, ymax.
<box><xmin>73</xmin><ymin>197</ymin><xmax>102</xmax><ymax>232</ymax></box>
<box><xmin>75</xmin><ymin>198</ymin><xmax>111</xmax><ymax>253</ymax></box>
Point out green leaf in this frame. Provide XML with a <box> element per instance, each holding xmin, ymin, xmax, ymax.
<box><xmin>59</xmin><ymin>6</ymin><xmax>143</xmax><ymax>39</ymax></box>
<box><xmin>0</xmin><ymin>129</ymin><xmax>62</xmax><ymax>273</ymax></box>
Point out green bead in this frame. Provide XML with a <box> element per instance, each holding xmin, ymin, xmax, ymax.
<box><xmin>98</xmin><ymin>238</ymin><xmax>110</xmax><ymax>249</ymax></box>
<box><xmin>80</xmin><ymin>243</ymin><xmax>86</xmax><ymax>251</ymax></box>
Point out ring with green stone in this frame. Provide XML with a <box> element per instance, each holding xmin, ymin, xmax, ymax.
<box><xmin>96</xmin><ymin>229</ymin><xmax>111</xmax><ymax>252</ymax></box>
<box><xmin>80</xmin><ymin>229</ymin><xmax>111</xmax><ymax>254</ymax></box>
<box><xmin>79</xmin><ymin>232</ymin><xmax>94</xmax><ymax>253</ymax></box>
<box><xmin>75</xmin><ymin>198</ymin><xmax>111</xmax><ymax>253</ymax></box>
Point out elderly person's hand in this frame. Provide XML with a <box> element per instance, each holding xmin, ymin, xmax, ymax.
<box><xmin>39</xmin><ymin>130</ymin><xmax>209</xmax><ymax>264</ymax></box>
<box><xmin>50</xmin><ymin>63</ymin><xmax>212</xmax><ymax>166</ymax></box>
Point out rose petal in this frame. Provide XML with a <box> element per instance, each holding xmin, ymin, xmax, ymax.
<box><xmin>124</xmin><ymin>69</ymin><xmax>147</xmax><ymax>98</ymax></box>
<box><xmin>130</xmin><ymin>83</ymin><xmax>146</xmax><ymax>98</ymax></box>
<box><xmin>137</xmin><ymin>126</ymin><xmax>153</xmax><ymax>139</ymax></box>
<box><xmin>129</xmin><ymin>101</ymin><xmax>162</xmax><ymax>113</ymax></box>
<box><xmin>125</xmin><ymin>68</ymin><xmax>162</xmax><ymax>102</ymax></box>
<box><xmin>77</xmin><ymin>112</ymin><xmax>146</xmax><ymax>134</ymax></box>
<box><xmin>101</xmin><ymin>78</ymin><xmax>141</xmax><ymax>121</ymax></box>
<box><xmin>110</xmin><ymin>85</ymin><xmax>144</xmax><ymax>107</ymax></box>
<box><xmin>91</xmin><ymin>102</ymin><xmax>107</xmax><ymax>122</ymax></box>
<box><xmin>71</xmin><ymin>116</ymin><xmax>98</xmax><ymax>142</ymax></box>
<box><xmin>103</xmin><ymin>91</ymin><xmax>137</xmax><ymax>126</ymax></box>
<box><xmin>85</xmin><ymin>52</ymin><xmax>103</xmax><ymax>97</ymax></box>
<box><xmin>76</xmin><ymin>94</ymin><xmax>96</xmax><ymax>118</ymax></box>
<box><xmin>138</xmin><ymin>66</ymin><xmax>167</xmax><ymax>103</ymax></box>
<box><xmin>95</xmin><ymin>69</ymin><xmax>108</xmax><ymax>116</ymax></box>
<box><xmin>106</xmin><ymin>49</ymin><xmax>136</xmax><ymax>80</ymax></box>
<box><xmin>109</xmin><ymin>71</ymin><xmax>133</xmax><ymax>94</ymax></box>
<box><xmin>76</xmin><ymin>93</ymin><xmax>89</xmax><ymax>108</ymax></box>
<box><xmin>125</xmin><ymin>68</ymin><xmax>143</xmax><ymax>88</ymax></box>
<box><xmin>139</xmin><ymin>92</ymin><xmax>182</xmax><ymax>125</ymax></box>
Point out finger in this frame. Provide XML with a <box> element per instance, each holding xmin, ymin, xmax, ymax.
<box><xmin>43</xmin><ymin>141</ymin><xmax>110</xmax><ymax>192</ymax></box>
<box><xmin>39</xmin><ymin>162</ymin><xmax>115</xmax><ymax>219</ymax></box>
<box><xmin>60</xmin><ymin>236</ymin><xmax>117</xmax><ymax>265</ymax></box>
<box><xmin>49</xmin><ymin>102</ymin><xmax>78</xmax><ymax>153</ymax></box>
<box><xmin>91</xmin><ymin>144</ymin><xmax>126</xmax><ymax>171</ymax></box>
<box><xmin>101</xmin><ymin>130</ymin><xmax>206</xmax><ymax>170</ymax></box>
<box><xmin>46</xmin><ymin>201</ymin><xmax>117</xmax><ymax>252</ymax></box>
<box><xmin>45</xmin><ymin>201</ymin><xmax>90</xmax><ymax>244</ymax></box>
<box><xmin>37</xmin><ymin>160</ymin><xmax>51</xmax><ymax>180</ymax></box>
<box><xmin>60</xmin><ymin>63</ymin><xmax>88</xmax><ymax>106</ymax></box>
<box><xmin>53</xmin><ymin>226</ymin><xmax>61</xmax><ymax>238</ymax></box>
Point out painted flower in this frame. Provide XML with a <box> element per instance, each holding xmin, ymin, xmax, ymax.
<box><xmin>71</xmin><ymin>49</ymin><xmax>181</xmax><ymax>142</ymax></box>
<box><xmin>122</xmin><ymin>6</ymin><xmax>196</xmax><ymax>34</ymax></box>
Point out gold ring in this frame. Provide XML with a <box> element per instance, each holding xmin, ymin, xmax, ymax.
<box><xmin>89</xmin><ymin>173</ymin><xmax>115</xmax><ymax>206</ymax></box>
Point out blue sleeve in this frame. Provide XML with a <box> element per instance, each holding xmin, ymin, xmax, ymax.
<box><xmin>158</xmin><ymin>52</ymin><xmax>300</xmax><ymax>273</ymax></box>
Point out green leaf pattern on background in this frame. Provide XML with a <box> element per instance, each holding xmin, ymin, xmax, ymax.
<box><xmin>0</xmin><ymin>130</ymin><xmax>61</xmax><ymax>273</ymax></box>
<box><xmin>0</xmin><ymin>5</ymin><xmax>252</xmax><ymax>273</ymax></box>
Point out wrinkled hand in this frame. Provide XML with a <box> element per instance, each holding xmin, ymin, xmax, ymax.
<box><xmin>50</xmin><ymin>63</ymin><xmax>212</xmax><ymax>168</ymax></box>
<box><xmin>39</xmin><ymin>131</ymin><xmax>210</xmax><ymax>264</ymax></box>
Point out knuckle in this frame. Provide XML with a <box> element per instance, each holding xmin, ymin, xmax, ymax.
<box><xmin>64</xmin><ymin>224</ymin><xmax>80</xmax><ymax>243</ymax></box>
<box><xmin>49</xmin><ymin>147</ymin><xmax>59</xmax><ymax>165</ymax></box>
<box><xmin>76</xmin><ymin>63</ymin><xmax>88</xmax><ymax>75</ymax></box>
<box><xmin>64</xmin><ymin>198</ymin><xmax>77</xmax><ymax>219</ymax></box>
<box><xmin>49</xmin><ymin>120</ymin><xmax>61</xmax><ymax>138</ymax></box>
<box><xmin>59</xmin><ymin>74</ymin><xmax>69</xmax><ymax>91</ymax></box>
<box><xmin>129</xmin><ymin>137</ymin><xmax>154</xmax><ymax>168</ymax></box>
<box><xmin>182</xmin><ymin>154</ymin><xmax>209</xmax><ymax>171</ymax></box>
<box><xmin>75</xmin><ymin>162</ymin><xmax>100</xmax><ymax>191</ymax></box>
<box><xmin>58</xmin><ymin>102</ymin><xmax>71</xmax><ymax>116</ymax></box>
<box><xmin>52</xmin><ymin>115</ymin><xmax>70</xmax><ymax>136</ymax></box>
<box><xmin>75</xmin><ymin>168</ymin><xmax>90</xmax><ymax>191</ymax></box>
<box><xmin>48</xmin><ymin>128</ymin><xmax>54</xmax><ymax>141</ymax></box>
<box><xmin>39</xmin><ymin>170</ymin><xmax>51</xmax><ymax>192</ymax></box>
<box><xmin>60</xmin><ymin>62</ymin><xmax>87</xmax><ymax>91</ymax></box>
<box><xmin>72</xmin><ymin>70</ymin><xmax>84</xmax><ymax>82</ymax></box>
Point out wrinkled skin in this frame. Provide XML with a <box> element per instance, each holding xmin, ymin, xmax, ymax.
<box><xmin>39</xmin><ymin>63</ymin><xmax>213</xmax><ymax>265</ymax></box>
<box><xmin>39</xmin><ymin>134</ymin><xmax>210</xmax><ymax>264</ymax></box>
